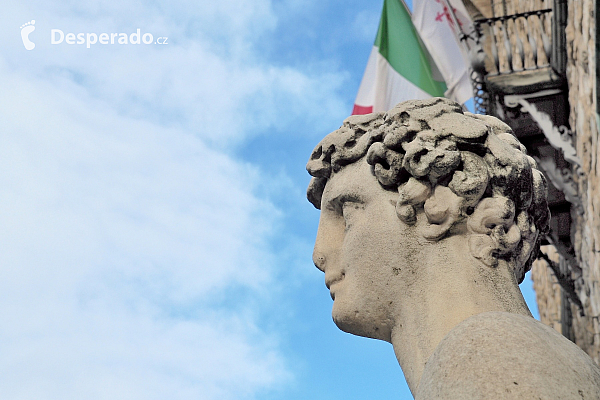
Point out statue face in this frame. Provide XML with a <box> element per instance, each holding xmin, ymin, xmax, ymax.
<box><xmin>312</xmin><ymin>159</ymin><xmax>420</xmax><ymax>342</ymax></box>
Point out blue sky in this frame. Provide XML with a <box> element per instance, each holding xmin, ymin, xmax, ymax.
<box><xmin>0</xmin><ymin>1</ymin><xmax>540</xmax><ymax>399</ymax></box>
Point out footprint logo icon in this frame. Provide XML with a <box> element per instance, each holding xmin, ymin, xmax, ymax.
<box><xmin>20</xmin><ymin>20</ymin><xmax>35</xmax><ymax>50</ymax></box>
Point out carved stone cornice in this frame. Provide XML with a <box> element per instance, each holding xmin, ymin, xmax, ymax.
<box><xmin>505</xmin><ymin>95</ymin><xmax>582</xmax><ymax>168</ymax></box>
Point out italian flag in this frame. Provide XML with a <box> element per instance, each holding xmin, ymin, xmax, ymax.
<box><xmin>352</xmin><ymin>0</ymin><xmax>447</xmax><ymax>115</ymax></box>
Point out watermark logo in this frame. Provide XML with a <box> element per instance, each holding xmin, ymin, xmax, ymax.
<box><xmin>50</xmin><ymin>28</ymin><xmax>168</xmax><ymax>49</ymax></box>
<box><xmin>51</xmin><ymin>28</ymin><xmax>167</xmax><ymax>48</ymax></box>
<box><xmin>20</xmin><ymin>20</ymin><xmax>36</xmax><ymax>50</ymax></box>
<box><xmin>20</xmin><ymin>22</ymin><xmax>168</xmax><ymax>50</ymax></box>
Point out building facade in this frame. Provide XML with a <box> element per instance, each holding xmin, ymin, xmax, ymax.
<box><xmin>461</xmin><ymin>0</ymin><xmax>600</xmax><ymax>362</ymax></box>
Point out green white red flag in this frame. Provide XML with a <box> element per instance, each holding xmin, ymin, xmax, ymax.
<box><xmin>352</xmin><ymin>0</ymin><xmax>446</xmax><ymax>115</ymax></box>
<box><xmin>352</xmin><ymin>0</ymin><xmax>473</xmax><ymax>115</ymax></box>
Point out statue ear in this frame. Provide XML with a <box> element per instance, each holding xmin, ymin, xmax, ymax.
<box><xmin>366</xmin><ymin>142</ymin><xmax>404</xmax><ymax>188</ymax></box>
<box><xmin>467</xmin><ymin>197</ymin><xmax>521</xmax><ymax>267</ymax></box>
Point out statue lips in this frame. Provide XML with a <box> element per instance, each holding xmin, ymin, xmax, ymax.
<box><xmin>325</xmin><ymin>272</ymin><xmax>345</xmax><ymax>300</ymax></box>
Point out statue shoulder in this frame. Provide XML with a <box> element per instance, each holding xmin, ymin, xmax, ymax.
<box><xmin>415</xmin><ymin>311</ymin><xmax>600</xmax><ymax>400</ymax></box>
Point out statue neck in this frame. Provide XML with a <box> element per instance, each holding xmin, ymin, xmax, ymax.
<box><xmin>389</xmin><ymin>236</ymin><xmax>531</xmax><ymax>395</ymax></box>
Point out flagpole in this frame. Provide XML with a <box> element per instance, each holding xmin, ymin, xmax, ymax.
<box><xmin>400</xmin><ymin>0</ymin><xmax>412</xmax><ymax>15</ymax></box>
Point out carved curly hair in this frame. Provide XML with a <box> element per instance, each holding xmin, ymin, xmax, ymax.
<box><xmin>306</xmin><ymin>98</ymin><xmax>549</xmax><ymax>283</ymax></box>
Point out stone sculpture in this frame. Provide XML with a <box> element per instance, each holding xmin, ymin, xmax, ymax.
<box><xmin>306</xmin><ymin>98</ymin><xmax>600</xmax><ymax>399</ymax></box>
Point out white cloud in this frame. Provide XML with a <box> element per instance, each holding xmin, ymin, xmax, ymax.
<box><xmin>0</xmin><ymin>0</ymin><xmax>349</xmax><ymax>398</ymax></box>
<box><xmin>0</xmin><ymin>60</ymin><xmax>288</xmax><ymax>399</ymax></box>
<box><xmin>2</xmin><ymin>0</ymin><xmax>347</xmax><ymax>145</ymax></box>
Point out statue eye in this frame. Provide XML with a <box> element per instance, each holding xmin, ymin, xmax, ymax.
<box><xmin>341</xmin><ymin>201</ymin><xmax>364</xmax><ymax>231</ymax></box>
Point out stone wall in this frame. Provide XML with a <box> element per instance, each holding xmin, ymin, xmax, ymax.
<box><xmin>464</xmin><ymin>0</ymin><xmax>600</xmax><ymax>363</ymax></box>
<box><xmin>565</xmin><ymin>0</ymin><xmax>600</xmax><ymax>364</ymax></box>
<box><xmin>531</xmin><ymin>0</ymin><xmax>599</xmax><ymax>364</ymax></box>
<box><xmin>531</xmin><ymin>247</ymin><xmax>564</xmax><ymax>334</ymax></box>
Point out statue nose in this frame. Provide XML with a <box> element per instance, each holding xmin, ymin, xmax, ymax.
<box><xmin>313</xmin><ymin>250</ymin><xmax>326</xmax><ymax>272</ymax></box>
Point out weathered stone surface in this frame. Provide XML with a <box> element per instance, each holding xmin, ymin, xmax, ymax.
<box><xmin>524</xmin><ymin>0</ymin><xmax>600</xmax><ymax>364</ymax></box>
<box><xmin>306</xmin><ymin>98</ymin><xmax>600</xmax><ymax>398</ymax></box>
<box><xmin>417</xmin><ymin>312</ymin><xmax>600</xmax><ymax>399</ymax></box>
<box><xmin>464</xmin><ymin>0</ymin><xmax>600</xmax><ymax>365</ymax></box>
<box><xmin>566</xmin><ymin>0</ymin><xmax>600</xmax><ymax>364</ymax></box>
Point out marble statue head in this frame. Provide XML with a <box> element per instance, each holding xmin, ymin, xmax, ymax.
<box><xmin>305</xmin><ymin>97</ymin><xmax>600</xmax><ymax>400</ymax></box>
<box><xmin>306</xmin><ymin>98</ymin><xmax>550</xmax><ymax>341</ymax></box>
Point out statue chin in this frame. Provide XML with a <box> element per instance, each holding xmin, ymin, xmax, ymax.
<box><xmin>332</xmin><ymin>301</ymin><xmax>391</xmax><ymax>342</ymax></box>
